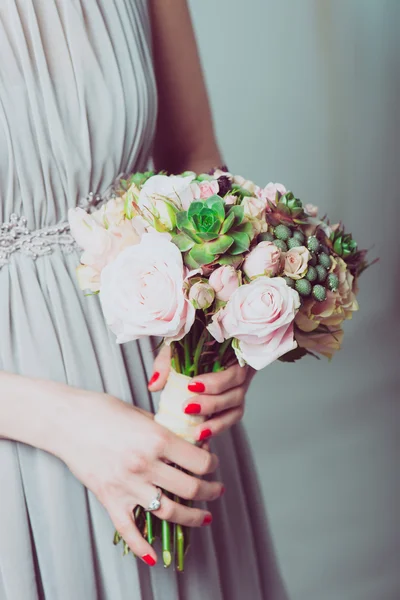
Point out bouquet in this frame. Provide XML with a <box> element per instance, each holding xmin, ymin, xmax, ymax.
<box><xmin>68</xmin><ymin>168</ymin><xmax>372</xmax><ymax>570</ymax></box>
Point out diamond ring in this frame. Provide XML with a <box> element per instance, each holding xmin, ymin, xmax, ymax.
<box><xmin>147</xmin><ymin>487</ymin><xmax>162</xmax><ymax>512</ymax></box>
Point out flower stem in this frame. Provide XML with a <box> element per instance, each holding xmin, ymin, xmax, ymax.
<box><xmin>184</xmin><ymin>335</ymin><xmax>191</xmax><ymax>376</ymax></box>
<box><xmin>192</xmin><ymin>329</ymin><xmax>209</xmax><ymax>376</ymax></box>
<box><xmin>113</xmin><ymin>530</ymin><xmax>122</xmax><ymax>546</ymax></box>
<box><xmin>173</xmin><ymin>495</ymin><xmax>185</xmax><ymax>572</ymax></box>
<box><xmin>162</xmin><ymin>518</ymin><xmax>172</xmax><ymax>568</ymax></box>
<box><xmin>175</xmin><ymin>523</ymin><xmax>185</xmax><ymax>572</ymax></box>
<box><xmin>146</xmin><ymin>511</ymin><xmax>155</xmax><ymax>545</ymax></box>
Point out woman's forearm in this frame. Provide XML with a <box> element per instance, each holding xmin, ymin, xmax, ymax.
<box><xmin>150</xmin><ymin>0</ymin><xmax>223</xmax><ymax>174</ymax></box>
<box><xmin>0</xmin><ymin>371</ymin><xmax>86</xmax><ymax>456</ymax></box>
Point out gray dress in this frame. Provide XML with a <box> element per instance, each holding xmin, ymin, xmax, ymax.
<box><xmin>0</xmin><ymin>2</ymin><xmax>288</xmax><ymax>599</ymax></box>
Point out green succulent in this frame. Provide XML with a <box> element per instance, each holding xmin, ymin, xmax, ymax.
<box><xmin>173</xmin><ymin>195</ymin><xmax>254</xmax><ymax>267</ymax></box>
<box><xmin>267</xmin><ymin>192</ymin><xmax>307</xmax><ymax>227</ymax></box>
<box><xmin>330</xmin><ymin>229</ymin><xmax>358</xmax><ymax>258</ymax></box>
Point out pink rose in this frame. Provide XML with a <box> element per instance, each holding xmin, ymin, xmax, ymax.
<box><xmin>198</xmin><ymin>180</ymin><xmax>219</xmax><ymax>199</ymax></box>
<box><xmin>207</xmin><ymin>277</ymin><xmax>300</xmax><ymax>370</ymax></box>
<box><xmin>256</xmin><ymin>182</ymin><xmax>287</xmax><ymax>208</ymax></box>
<box><xmin>243</xmin><ymin>241</ymin><xmax>281</xmax><ymax>279</ymax></box>
<box><xmin>138</xmin><ymin>174</ymin><xmax>196</xmax><ymax>211</ymax></box>
<box><xmin>68</xmin><ymin>206</ymin><xmax>141</xmax><ymax>291</ymax></box>
<box><xmin>304</xmin><ymin>203</ymin><xmax>319</xmax><ymax>218</ymax></box>
<box><xmin>241</xmin><ymin>195</ymin><xmax>266</xmax><ymax>219</ymax></box>
<box><xmin>283</xmin><ymin>246</ymin><xmax>310</xmax><ymax>280</ymax></box>
<box><xmin>233</xmin><ymin>175</ymin><xmax>257</xmax><ymax>194</ymax></box>
<box><xmin>100</xmin><ymin>233</ymin><xmax>195</xmax><ymax>343</ymax></box>
<box><xmin>209</xmin><ymin>265</ymin><xmax>241</xmax><ymax>302</ymax></box>
<box><xmin>189</xmin><ymin>281</ymin><xmax>215</xmax><ymax>309</ymax></box>
<box><xmin>224</xmin><ymin>194</ymin><xmax>237</xmax><ymax>206</ymax></box>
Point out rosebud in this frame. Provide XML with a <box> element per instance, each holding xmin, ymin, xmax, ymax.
<box><xmin>189</xmin><ymin>281</ymin><xmax>215</xmax><ymax>310</ymax></box>
<box><xmin>209</xmin><ymin>265</ymin><xmax>241</xmax><ymax>302</ymax></box>
<box><xmin>243</xmin><ymin>241</ymin><xmax>281</xmax><ymax>279</ymax></box>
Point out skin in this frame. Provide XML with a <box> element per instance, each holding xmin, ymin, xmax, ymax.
<box><xmin>0</xmin><ymin>0</ymin><xmax>254</xmax><ymax>567</ymax></box>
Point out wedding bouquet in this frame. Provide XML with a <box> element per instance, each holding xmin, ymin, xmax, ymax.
<box><xmin>68</xmin><ymin>168</ymin><xmax>372</xmax><ymax>570</ymax></box>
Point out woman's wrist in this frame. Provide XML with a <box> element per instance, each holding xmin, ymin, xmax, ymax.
<box><xmin>0</xmin><ymin>371</ymin><xmax>97</xmax><ymax>459</ymax></box>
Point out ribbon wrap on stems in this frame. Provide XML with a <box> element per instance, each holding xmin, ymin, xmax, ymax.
<box><xmin>154</xmin><ymin>368</ymin><xmax>205</xmax><ymax>444</ymax></box>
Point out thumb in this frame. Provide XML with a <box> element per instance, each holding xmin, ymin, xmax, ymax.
<box><xmin>148</xmin><ymin>344</ymin><xmax>171</xmax><ymax>392</ymax></box>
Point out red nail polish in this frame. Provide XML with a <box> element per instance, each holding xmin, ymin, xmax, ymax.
<box><xmin>199</xmin><ymin>428</ymin><xmax>212</xmax><ymax>441</ymax></box>
<box><xmin>188</xmin><ymin>381</ymin><xmax>205</xmax><ymax>393</ymax></box>
<box><xmin>184</xmin><ymin>402</ymin><xmax>201</xmax><ymax>414</ymax></box>
<box><xmin>142</xmin><ymin>554</ymin><xmax>156</xmax><ymax>566</ymax></box>
<box><xmin>148</xmin><ymin>372</ymin><xmax>160</xmax><ymax>387</ymax></box>
<box><xmin>202</xmin><ymin>514</ymin><xmax>213</xmax><ymax>526</ymax></box>
<box><xmin>220</xmin><ymin>485</ymin><xmax>226</xmax><ymax>497</ymax></box>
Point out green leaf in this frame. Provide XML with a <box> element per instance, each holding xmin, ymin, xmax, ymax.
<box><xmin>188</xmin><ymin>201</ymin><xmax>205</xmax><ymax>219</ymax></box>
<box><xmin>196</xmin><ymin>173</ymin><xmax>214</xmax><ymax>182</ymax></box>
<box><xmin>124</xmin><ymin>194</ymin><xmax>133</xmax><ymax>219</ymax></box>
<box><xmin>176</xmin><ymin>212</ymin><xmax>191</xmax><ymax>230</ymax></box>
<box><xmin>333</xmin><ymin>237</ymin><xmax>343</xmax><ymax>255</ymax></box>
<box><xmin>227</xmin><ymin>205</ymin><xmax>245</xmax><ymax>226</ymax></box>
<box><xmin>207</xmin><ymin>235</ymin><xmax>234</xmax><ymax>254</ymax></box>
<box><xmin>220</xmin><ymin>210</ymin><xmax>235</xmax><ymax>235</ymax></box>
<box><xmin>171</xmin><ymin>232</ymin><xmax>195</xmax><ymax>252</ymax></box>
<box><xmin>278</xmin><ymin>346</ymin><xmax>313</xmax><ymax>363</ymax></box>
<box><xmin>217</xmin><ymin>254</ymin><xmax>244</xmax><ymax>268</ymax></box>
<box><xmin>180</xmin><ymin>226</ymin><xmax>203</xmax><ymax>244</ymax></box>
<box><xmin>188</xmin><ymin>244</ymin><xmax>217</xmax><ymax>266</ymax></box>
<box><xmin>183</xmin><ymin>250</ymin><xmax>201</xmax><ymax>270</ymax></box>
<box><xmin>205</xmin><ymin>195</ymin><xmax>225</xmax><ymax>221</ymax></box>
<box><xmin>229</xmin><ymin>231</ymin><xmax>251</xmax><ymax>255</ymax></box>
<box><xmin>231</xmin><ymin>185</ymin><xmax>253</xmax><ymax>198</ymax></box>
<box><xmin>196</xmin><ymin>231</ymin><xmax>220</xmax><ymax>242</ymax></box>
<box><xmin>236</xmin><ymin>221</ymin><xmax>254</xmax><ymax>237</ymax></box>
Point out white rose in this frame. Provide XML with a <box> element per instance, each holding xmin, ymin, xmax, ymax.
<box><xmin>100</xmin><ymin>233</ymin><xmax>195</xmax><ymax>343</ymax></box>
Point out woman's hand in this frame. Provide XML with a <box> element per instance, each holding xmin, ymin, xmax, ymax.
<box><xmin>149</xmin><ymin>346</ymin><xmax>255</xmax><ymax>442</ymax></box>
<box><xmin>54</xmin><ymin>388</ymin><xmax>223</xmax><ymax>566</ymax></box>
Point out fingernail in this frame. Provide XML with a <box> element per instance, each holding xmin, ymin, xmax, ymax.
<box><xmin>220</xmin><ymin>485</ymin><xmax>226</xmax><ymax>497</ymax></box>
<box><xmin>184</xmin><ymin>402</ymin><xmax>201</xmax><ymax>415</ymax></box>
<box><xmin>148</xmin><ymin>372</ymin><xmax>160</xmax><ymax>387</ymax></box>
<box><xmin>199</xmin><ymin>428</ymin><xmax>212</xmax><ymax>441</ymax></box>
<box><xmin>202</xmin><ymin>514</ymin><xmax>213</xmax><ymax>526</ymax></box>
<box><xmin>142</xmin><ymin>554</ymin><xmax>156</xmax><ymax>566</ymax></box>
<box><xmin>188</xmin><ymin>381</ymin><xmax>205</xmax><ymax>393</ymax></box>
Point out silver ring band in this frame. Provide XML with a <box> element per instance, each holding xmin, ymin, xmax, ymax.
<box><xmin>147</xmin><ymin>487</ymin><xmax>162</xmax><ymax>512</ymax></box>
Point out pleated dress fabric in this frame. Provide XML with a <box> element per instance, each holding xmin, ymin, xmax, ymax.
<box><xmin>0</xmin><ymin>2</ymin><xmax>288</xmax><ymax>599</ymax></box>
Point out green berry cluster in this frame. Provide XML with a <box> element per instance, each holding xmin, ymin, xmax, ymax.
<box><xmin>271</xmin><ymin>224</ymin><xmax>306</xmax><ymax>253</ymax></box>
<box><xmin>292</xmin><ymin>235</ymin><xmax>338</xmax><ymax>301</ymax></box>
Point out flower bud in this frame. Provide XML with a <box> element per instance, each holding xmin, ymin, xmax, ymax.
<box><xmin>209</xmin><ymin>265</ymin><xmax>241</xmax><ymax>302</ymax></box>
<box><xmin>189</xmin><ymin>281</ymin><xmax>215</xmax><ymax>310</ymax></box>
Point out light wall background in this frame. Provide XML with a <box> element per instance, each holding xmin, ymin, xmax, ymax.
<box><xmin>189</xmin><ymin>1</ymin><xmax>400</xmax><ymax>599</ymax></box>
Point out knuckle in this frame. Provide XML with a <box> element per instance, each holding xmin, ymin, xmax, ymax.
<box><xmin>128</xmin><ymin>453</ymin><xmax>149</xmax><ymax>475</ymax></box>
<box><xmin>198</xmin><ymin>450</ymin><xmax>213</xmax><ymax>475</ymax></box>
<box><xmin>113</xmin><ymin>514</ymin><xmax>132</xmax><ymax>535</ymax></box>
<box><xmin>239</xmin><ymin>366</ymin><xmax>248</xmax><ymax>384</ymax></box>
<box><xmin>186</xmin><ymin>478</ymin><xmax>201</xmax><ymax>500</ymax></box>
<box><xmin>158</xmin><ymin>502</ymin><xmax>174</xmax><ymax>521</ymax></box>
<box><xmin>151</xmin><ymin>430</ymin><xmax>169</xmax><ymax>456</ymax></box>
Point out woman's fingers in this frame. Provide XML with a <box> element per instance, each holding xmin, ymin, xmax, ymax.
<box><xmin>148</xmin><ymin>345</ymin><xmax>171</xmax><ymax>392</ymax></box>
<box><xmin>183</xmin><ymin>386</ymin><xmax>244</xmax><ymax>416</ymax></box>
<box><xmin>111</xmin><ymin>508</ymin><xmax>157</xmax><ymax>566</ymax></box>
<box><xmin>187</xmin><ymin>363</ymin><xmax>248</xmax><ymax>395</ymax></box>
<box><xmin>195</xmin><ymin>406</ymin><xmax>244</xmax><ymax>441</ymax></box>
<box><xmin>153</xmin><ymin>461</ymin><xmax>223</xmax><ymax>502</ymax></box>
<box><xmin>163</xmin><ymin>432</ymin><xmax>219</xmax><ymax>475</ymax></box>
<box><xmin>151</xmin><ymin>494</ymin><xmax>212</xmax><ymax>527</ymax></box>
